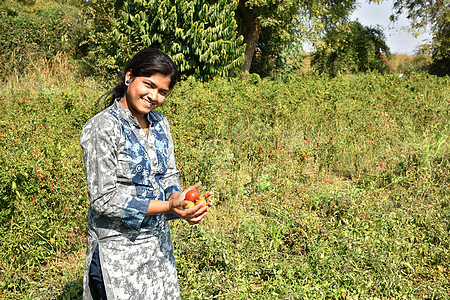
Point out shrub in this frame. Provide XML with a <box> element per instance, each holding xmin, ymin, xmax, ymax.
<box><xmin>389</xmin><ymin>53</ymin><xmax>432</xmax><ymax>74</ymax></box>
<box><xmin>0</xmin><ymin>55</ymin><xmax>100</xmax><ymax>296</ymax></box>
<box><xmin>312</xmin><ymin>21</ymin><xmax>390</xmax><ymax>76</ymax></box>
<box><xmin>82</xmin><ymin>0</ymin><xmax>244</xmax><ymax>80</ymax></box>
<box><xmin>0</xmin><ymin>6</ymin><xmax>87</xmax><ymax>77</ymax></box>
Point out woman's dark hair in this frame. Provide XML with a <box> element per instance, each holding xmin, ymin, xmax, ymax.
<box><xmin>103</xmin><ymin>48</ymin><xmax>179</xmax><ymax>108</ymax></box>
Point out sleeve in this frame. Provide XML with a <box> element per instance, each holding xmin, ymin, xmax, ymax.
<box><xmin>160</xmin><ymin>117</ymin><xmax>183</xmax><ymax>199</ymax></box>
<box><xmin>160</xmin><ymin>116</ymin><xmax>183</xmax><ymax>221</ymax></box>
<box><xmin>80</xmin><ymin>116</ymin><xmax>150</xmax><ymax>230</ymax></box>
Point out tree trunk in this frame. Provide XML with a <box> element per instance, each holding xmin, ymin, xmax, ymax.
<box><xmin>238</xmin><ymin>0</ymin><xmax>261</xmax><ymax>74</ymax></box>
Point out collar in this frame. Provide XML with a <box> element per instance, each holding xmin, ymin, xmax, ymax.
<box><xmin>110</xmin><ymin>99</ymin><xmax>159</xmax><ymax>127</ymax></box>
<box><xmin>111</xmin><ymin>99</ymin><xmax>141</xmax><ymax>128</ymax></box>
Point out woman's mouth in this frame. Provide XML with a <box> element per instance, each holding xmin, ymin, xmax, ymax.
<box><xmin>141</xmin><ymin>98</ymin><xmax>154</xmax><ymax>107</ymax></box>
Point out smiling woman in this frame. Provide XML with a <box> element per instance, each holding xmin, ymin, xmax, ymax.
<box><xmin>80</xmin><ymin>48</ymin><xmax>213</xmax><ymax>300</ymax></box>
<box><xmin>119</xmin><ymin>73</ymin><xmax>171</xmax><ymax>135</ymax></box>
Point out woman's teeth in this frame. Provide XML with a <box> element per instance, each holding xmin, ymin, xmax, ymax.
<box><xmin>142</xmin><ymin>98</ymin><xmax>153</xmax><ymax>106</ymax></box>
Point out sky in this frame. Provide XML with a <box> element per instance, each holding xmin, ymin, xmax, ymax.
<box><xmin>350</xmin><ymin>0</ymin><xmax>431</xmax><ymax>54</ymax></box>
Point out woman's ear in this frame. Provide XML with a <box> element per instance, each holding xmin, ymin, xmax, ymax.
<box><xmin>125</xmin><ymin>70</ymin><xmax>133</xmax><ymax>86</ymax></box>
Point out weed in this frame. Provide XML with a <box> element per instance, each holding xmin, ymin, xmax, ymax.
<box><xmin>268</xmin><ymin>219</ymin><xmax>292</xmax><ymax>251</ymax></box>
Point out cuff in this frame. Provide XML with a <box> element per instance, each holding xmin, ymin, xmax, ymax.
<box><xmin>164</xmin><ymin>185</ymin><xmax>183</xmax><ymax>221</ymax></box>
<box><xmin>120</xmin><ymin>196</ymin><xmax>151</xmax><ymax>230</ymax></box>
<box><xmin>164</xmin><ymin>185</ymin><xmax>183</xmax><ymax>201</ymax></box>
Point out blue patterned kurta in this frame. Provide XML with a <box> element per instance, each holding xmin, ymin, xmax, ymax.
<box><xmin>80</xmin><ymin>100</ymin><xmax>183</xmax><ymax>299</ymax></box>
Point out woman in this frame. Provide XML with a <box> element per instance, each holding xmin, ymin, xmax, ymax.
<box><xmin>80</xmin><ymin>48</ymin><xmax>212</xmax><ymax>299</ymax></box>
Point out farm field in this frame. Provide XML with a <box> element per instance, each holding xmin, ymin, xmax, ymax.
<box><xmin>0</xmin><ymin>58</ymin><xmax>448</xmax><ymax>299</ymax></box>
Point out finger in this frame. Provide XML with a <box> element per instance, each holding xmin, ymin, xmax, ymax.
<box><xmin>183</xmin><ymin>204</ymin><xmax>207</xmax><ymax>216</ymax></box>
<box><xmin>192</xmin><ymin>205</ymin><xmax>209</xmax><ymax>218</ymax></box>
<box><xmin>179</xmin><ymin>205</ymin><xmax>202</xmax><ymax>219</ymax></box>
<box><xmin>187</xmin><ymin>211</ymin><xmax>208</xmax><ymax>225</ymax></box>
<box><xmin>202</xmin><ymin>191</ymin><xmax>213</xmax><ymax>199</ymax></box>
<box><xmin>186</xmin><ymin>181</ymin><xmax>202</xmax><ymax>191</ymax></box>
<box><xmin>183</xmin><ymin>202</ymin><xmax>209</xmax><ymax>220</ymax></box>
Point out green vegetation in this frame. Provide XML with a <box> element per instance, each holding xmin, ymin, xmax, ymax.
<box><xmin>0</xmin><ymin>56</ymin><xmax>98</xmax><ymax>299</ymax></box>
<box><xmin>0</xmin><ymin>55</ymin><xmax>448</xmax><ymax>298</ymax></box>
<box><xmin>388</xmin><ymin>53</ymin><xmax>433</xmax><ymax>75</ymax></box>
<box><xmin>390</xmin><ymin>0</ymin><xmax>450</xmax><ymax>76</ymax></box>
<box><xmin>2</xmin><ymin>0</ymin><xmax>448</xmax><ymax>79</ymax></box>
<box><xmin>0</xmin><ymin>0</ymin><xmax>448</xmax><ymax>298</ymax></box>
<box><xmin>312</xmin><ymin>21</ymin><xmax>390</xmax><ymax>76</ymax></box>
<box><xmin>0</xmin><ymin>4</ymin><xmax>86</xmax><ymax>79</ymax></box>
<box><xmin>84</xmin><ymin>0</ymin><xmax>245</xmax><ymax>80</ymax></box>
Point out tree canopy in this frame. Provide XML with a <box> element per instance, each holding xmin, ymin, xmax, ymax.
<box><xmin>312</xmin><ymin>21</ymin><xmax>390</xmax><ymax>76</ymax></box>
<box><xmin>84</xmin><ymin>0</ymin><xmax>245</xmax><ymax>80</ymax></box>
<box><xmin>236</xmin><ymin>0</ymin><xmax>358</xmax><ymax>75</ymax></box>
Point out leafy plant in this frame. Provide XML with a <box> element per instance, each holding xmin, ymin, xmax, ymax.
<box><xmin>391</xmin><ymin>0</ymin><xmax>450</xmax><ymax>76</ymax></box>
<box><xmin>0</xmin><ymin>5</ymin><xmax>87</xmax><ymax>77</ymax></box>
<box><xmin>312</xmin><ymin>21</ymin><xmax>390</xmax><ymax>76</ymax></box>
<box><xmin>268</xmin><ymin>219</ymin><xmax>292</xmax><ymax>251</ymax></box>
<box><xmin>1</xmin><ymin>66</ymin><xmax>449</xmax><ymax>298</ymax></box>
<box><xmin>83</xmin><ymin>0</ymin><xmax>245</xmax><ymax>80</ymax></box>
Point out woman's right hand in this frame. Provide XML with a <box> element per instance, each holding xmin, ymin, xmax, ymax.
<box><xmin>169</xmin><ymin>182</ymin><xmax>212</xmax><ymax>225</ymax></box>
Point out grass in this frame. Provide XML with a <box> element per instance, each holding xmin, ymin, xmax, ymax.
<box><xmin>0</xmin><ymin>56</ymin><xmax>448</xmax><ymax>299</ymax></box>
<box><xmin>388</xmin><ymin>53</ymin><xmax>433</xmax><ymax>74</ymax></box>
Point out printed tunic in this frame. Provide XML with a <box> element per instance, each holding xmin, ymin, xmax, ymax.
<box><xmin>80</xmin><ymin>100</ymin><xmax>183</xmax><ymax>299</ymax></box>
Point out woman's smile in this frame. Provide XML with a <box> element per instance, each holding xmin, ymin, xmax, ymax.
<box><xmin>141</xmin><ymin>97</ymin><xmax>155</xmax><ymax>108</ymax></box>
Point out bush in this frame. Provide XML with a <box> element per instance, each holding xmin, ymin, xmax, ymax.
<box><xmin>0</xmin><ymin>55</ymin><xmax>100</xmax><ymax>297</ymax></box>
<box><xmin>82</xmin><ymin>0</ymin><xmax>244</xmax><ymax>80</ymax></box>
<box><xmin>389</xmin><ymin>53</ymin><xmax>432</xmax><ymax>74</ymax></box>
<box><xmin>0</xmin><ymin>6</ymin><xmax>87</xmax><ymax>78</ymax></box>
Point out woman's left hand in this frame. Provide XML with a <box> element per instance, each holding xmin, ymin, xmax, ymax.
<box><xmin>169</xmin><ymin>182</ymin><xmax>212</xmax><ymax>225</ymax></box>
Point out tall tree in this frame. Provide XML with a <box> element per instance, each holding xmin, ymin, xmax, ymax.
<box><xmin>84</xmin><ymin>0</ymin><xmax>245</xmax><ymax>80</ymax></box>
<box><xmin>236</xmin><ymin>0</ymin><xmax>357</xmax><ymax>74</ymax></box>
<box><xmin>236</xmin><ymin>0</ymin><xmax>301</xmax><ymax>74</ymax></box>
<box><xmin>312</xmin><ymin>21</ymin><xmax>390</xmax><ymax>76</ymax></box>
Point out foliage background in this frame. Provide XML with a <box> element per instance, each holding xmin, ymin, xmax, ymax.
<box><xmin>83</xmin><ymin>0</ymin><xmax>245</xmax><ymax>80</ymax></box>
<box><xmin>0</xmin><ymin>0</ymin><xmax>449</xmax><ymax>298</ymax></box>
<box><xmin>390</xmin><ymin>0</ymin><xmax>450</xmax><ymax>76</ymax></box>
<box><xmin>0</xmin><ymin>59</ymin><xmax>448</xmax><ymax>298</ymax></box>
<box><xmin>0</xmin><ymin>4</ymin><xmax>87</xmax><ymax>79</ymax></box>
<box><xmin>312</xmin><ymin>21</ymin><xmax>390</xmax><ymax>76</ymax></box>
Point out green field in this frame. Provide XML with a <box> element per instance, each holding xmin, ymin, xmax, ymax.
<box><xmin>0</xmin><ymin>58</ymin><xmax>448</xmax><ymax>299</ymax></box>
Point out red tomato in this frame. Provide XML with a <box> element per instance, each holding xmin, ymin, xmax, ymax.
<box><xmin>185</xmin><ymin>189</ymin><xmax>200</xmax><ymax>202</ymax></box>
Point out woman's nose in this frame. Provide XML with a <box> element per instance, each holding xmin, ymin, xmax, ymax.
<box><xmin>148</xmin><ymin>88</ymin><xmax>158</xmax><ymax>100</ymax></box>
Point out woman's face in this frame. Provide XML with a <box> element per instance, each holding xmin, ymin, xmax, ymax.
<box><xmin>120</xmin><ymin>71</ymin><xmax>171</xmax><ymax>121</ymax></box>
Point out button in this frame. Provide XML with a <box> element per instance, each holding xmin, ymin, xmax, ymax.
<box><xmin>136</xmin><ymin>165</ymin><xmax>143</xmax><ymax>172</ymax></box>
<box><xmin>153</xmin><ymin>161</ymin><xmax>158</xmax><ymax>166</ymax></box>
